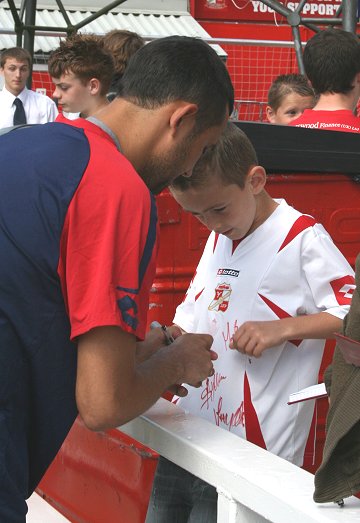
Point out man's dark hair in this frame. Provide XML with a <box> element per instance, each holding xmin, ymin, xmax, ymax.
<box><xmin>118</xmin><ymin>36</ymin><xmax>234</xmax><ymax>132</ymax></box>
<box><xmin>171</xmin><ymin>122</ymin><xmax>257</xmax><ymax>191</ymax></box>
<box><xmin>0</xmin><ymin>47</ymin><xmax>32</xmax><ymax>68</ymax></box>
<box><xmin>303</xmin><ymin>28</ymin><xmax>360</xmax><ymax>94</ymax></box>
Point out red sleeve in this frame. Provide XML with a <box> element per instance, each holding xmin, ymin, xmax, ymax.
<box><xmin>58</xmin><ymin>127</ymin><xmax>158</xmax><ymax>341</ymax></box>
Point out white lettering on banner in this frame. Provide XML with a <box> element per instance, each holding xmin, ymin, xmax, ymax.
<box><xmin>296</xmin><ymin>121</ymin><xmax>360</xmax><ymax>131</ymax></box>
<box><xmin>252</xmin><ymin>1</ymin><xmax>274</xmax><ymax>13</ymax></box>
<box><xmin>252</xmin><ymin>1</ymin><xmax>259</xmax><ymax>12</ymax></box>
<box><xmin>251</xmin><ymin>1</ymin><xmax>339</xmax><ymax>16</ymax></box>
<box><xmin>296</xmin><ymin>122</ymin><xmax>319</xmax><ymax>128</ymax></box>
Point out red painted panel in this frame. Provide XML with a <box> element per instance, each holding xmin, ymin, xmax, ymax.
<box><xmin>38</xmin><ymin>418</ymin><xmax>158</xmax><ymax>523</ymax></box>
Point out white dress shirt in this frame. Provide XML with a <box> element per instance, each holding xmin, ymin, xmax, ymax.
<box><xmin>0</xmin><ymin>86</ymin><xmax>58</xmax><ymax>129</ymax></box>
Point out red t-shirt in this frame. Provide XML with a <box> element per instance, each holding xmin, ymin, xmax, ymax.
<box><xmin>57</xmin><ymin>119</ymin><xmax>159</xmax><ymax>341</ymax></box>
<box><xmin>290</xmin><ymin>109</ymin><xmax>360</xmax><ymax>133</ymax></box>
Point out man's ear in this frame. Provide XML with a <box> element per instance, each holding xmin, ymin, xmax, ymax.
<box><xmin>248</xmin><ymin>166</ymin><xmax>267</xmax><ymax>194</ymax></box>
<box><xmin>354</xmin><ymin>71</ymin><xmax>360</xmax><ymax>86</ymax></box>
<box><xmin>88</xmin><ymin>78</ymin><xmax>101</xmax><ymax>95</ymax></box>
<box><xmin>265</xmin><ymin>105</ymin><xmax>276</xmax><ymax>123</ymax></box>
<box><xmin>169</xmin><ymin>102</ymin><xmax>198</xmax><ymax>137</ymax></box>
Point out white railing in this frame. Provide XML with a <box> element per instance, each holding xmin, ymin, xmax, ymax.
<box><xmin>27</xmin><ymin>492</ymin><xmax>70</xmax><ymax>522</ymax></box>
<box><xmin>120</xmin><ymin>398</ymin><xmax>359</xmax><ymax>523</ymax></box>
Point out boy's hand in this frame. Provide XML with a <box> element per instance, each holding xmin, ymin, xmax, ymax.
<box><xmin>229</xmin><ymin>320</ymin><xmax>285</xmax><ymax>358</ymax></box>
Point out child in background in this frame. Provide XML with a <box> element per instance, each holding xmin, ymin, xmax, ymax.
<box><xmin>266</xmin><ymin>73</ymin><xmax>315</xmax><ymax>124</ymax></box>
<box><xmin>145</xmin><ymin>122</ymin><xmax>354</xmax><ymax>523</ymax></box>
<box><xmin>103</xmin><ymin>29</ymin><xmax>145</xmax><ymax>102</ymax></box>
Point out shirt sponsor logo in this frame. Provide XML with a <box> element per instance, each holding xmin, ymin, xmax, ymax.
<box><xmin>217</xmin><ymin>268</ymin><xmax>239</xmax><ymax>278</ymax></box>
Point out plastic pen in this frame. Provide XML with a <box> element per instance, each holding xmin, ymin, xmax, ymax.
<box><xmin>150</xmin><ymin>320</ymin><xmax>175</xmax><ymax>345</ymax></box>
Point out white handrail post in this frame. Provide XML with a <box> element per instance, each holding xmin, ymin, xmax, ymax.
<box><xmin>217</xmin><ymin>488</ymin><xmax>270</xmax><ymax>523</ymax></box>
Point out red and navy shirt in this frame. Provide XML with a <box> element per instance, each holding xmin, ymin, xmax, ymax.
<box><xmin>0</xmin><ymin>119</ymin><xmax>158</xmax><ymax>519</ymax></box>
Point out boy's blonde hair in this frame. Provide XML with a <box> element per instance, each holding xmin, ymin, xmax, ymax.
<box><xmin>171</xmin><ymin>122</ymin><xmax>258</xmax><ymax>191</ymax></box>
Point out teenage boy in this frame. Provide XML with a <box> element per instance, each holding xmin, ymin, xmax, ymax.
<box><xmin>146</xmin><ymin>122</ymin><xmax>354</xmax><ymax>523</ymax></box>
<box><xmin>0</xmin><ymin>36</ymin><xmax>233</xmax><ymax>522</ymax></box>
<box><xmin>0</xmin><ymin>47</ymin><xmax>58</xmax><ymax>129</ymax></box>
<box><xmin>48</xmin><ymin>33</ymin><xmax>114</xmax><ymax>118</ymax></box>
<box><xmin>290</xmin><ymin>28</ymin><xmax>360</xmax><ymax>132</ymax></box>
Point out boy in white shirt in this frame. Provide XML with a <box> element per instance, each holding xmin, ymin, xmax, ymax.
<box><xmin>146</xmin><ymin>122</ymin><xmax>355</xmax><ymax>523</ymax></box>
<box><xmin>0</xmin><ymin>47</ymin><xmax>58</xmax><ymax>129</ymax></box>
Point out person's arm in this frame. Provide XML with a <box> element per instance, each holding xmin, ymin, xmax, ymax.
<box><xmin>229</xmin><ymin>312</ymin><xmax>342</xmax><ymax>358</ymax></box>
<box><xmin>231</xmin><ymin>225</ymin><xmax>355</xmax><ymax>358</ymax></box>
<box><xmin>76</xmin><ymin>325</ymin><xmax>214</xmax><ymax>431</ymax></box>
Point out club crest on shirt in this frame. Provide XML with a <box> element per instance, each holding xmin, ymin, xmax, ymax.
<box><xmin>208</xmin><ymin>282</ymin><xmax>232</xmax><ymax>312</ymax></box>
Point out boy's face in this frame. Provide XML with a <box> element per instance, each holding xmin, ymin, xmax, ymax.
<box><xmin>266</xmin><ymin>92</ymin><xmax>314</xmax><ymax>125</ymax></box>
<box><xmin>171</xmin><ymin>174</ymin><xmax>260</xmax><ymax>241</ymax></box>
<box><xmin>52</xmin><ymin>71</ymin><xmax>92</xmax><ymax>115</ymax></box>
<box><xmin>1</xmin><ymin>58</ymin><xmax>30</xmax><ymax>96</ymax></box>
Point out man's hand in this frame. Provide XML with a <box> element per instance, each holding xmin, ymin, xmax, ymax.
<box><xmin>136</xmin><ymin>324</ymin><xmax>182</xmax><ymax>363</ymax></box>
<box><xmin>77</xmin><ymin>326</ymin><xmax>216</xmax><ymax>431</ymax></box>
<box><xmin>163</xmin><ymin>332</ymin><xmax>216</xmax><ymax>387</ymax></box>
<box><xmin>138</xmin><ymin>325</ymin><xmax>216</xmax><ymax>395</ymax></box>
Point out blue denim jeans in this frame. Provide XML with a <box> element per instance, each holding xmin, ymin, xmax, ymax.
<box><xmin>145</xmin><ymin>457</ymin><xmax>218</xmax><ymax>523</ymax></box>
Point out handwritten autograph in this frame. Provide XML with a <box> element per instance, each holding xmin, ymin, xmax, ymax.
<box><xmin>213</xmin><ymin>396</ymin><xmax>245</xmax><ymax>431</ymax></box>
<box><xmin>221</xmin><ymin>320</ymin><xmax>239</xmax><ymax>351</ymax></box>
<box><xmin>201</xmin><ymin>371</ymin><xmax>226</xmax><ymax>410</ymax></box>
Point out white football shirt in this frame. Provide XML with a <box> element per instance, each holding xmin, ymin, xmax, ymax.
<box><xmin>175</xmin><ymin>200</ymin><xmax>354</xmax><ymax>466</ymax></box>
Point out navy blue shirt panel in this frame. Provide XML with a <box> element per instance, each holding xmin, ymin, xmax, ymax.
<box><xmin>0</xmin><ymin>123</ymin><xmax>90</xmax><ymax>512</ymax></box>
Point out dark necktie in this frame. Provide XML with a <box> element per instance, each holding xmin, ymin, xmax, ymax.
<box><xmin>13</xmin><ymin>98</ymin><xmax>27</xmax><ymax>125</ymax></box>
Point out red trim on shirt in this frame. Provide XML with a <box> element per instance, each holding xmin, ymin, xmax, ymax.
<box><xmin>195</xmin><ymin>288</ymin><xmax>205</xmax><ymax>302</ymax></box>
<box><xmin>330</xmin><ymin>275</ymin><xmax>355</xmax><ymax>305</ymax></box>
<box><xmin>278</xmin><ymin>215</ymin><xmax>316</xmax><ymax>252</ymax></box>
<box><xmin>244</xmin><ymin>372</ymin><xmax>267</xmax><ymax>450</ymax></box>
<box><xmin>213</xmin><ymin>233</ymin><xmax>219</xmax><ymax>253</ymax></box>
<box><xmin>232</xmin><ymin>238</ymin><xmax>242</xmax><ymax>254</ymax></box>
<box><xmin>258</xmin><ymin>294</ymin><xmax>302</xmax><ymax>346</ymax></box>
